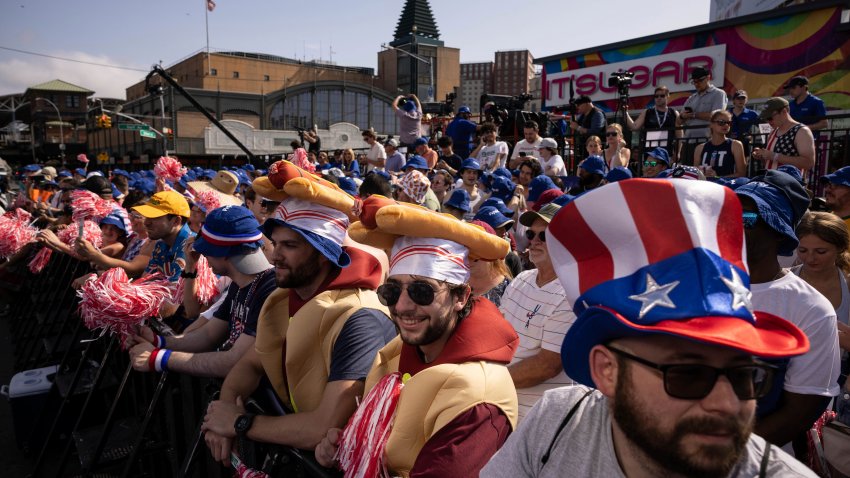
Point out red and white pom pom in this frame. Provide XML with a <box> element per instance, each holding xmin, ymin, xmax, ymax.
<box><xmin>235</xmin><ymin>461</ymin><xmax>269</xmax><ymax>478</ymax></box>
<box><xmin>71</xmin><ymin>190</ymin><xmax>114</xmax><ymax>222</ymax></box>
<box><xmin>77</xmin><ymin>268</ymin><xmax>173</xmax><ymax>349</ymax></box>
<box><xmin>0</xmin><ymin>210</ymin><xmax>38</xmax><ymax>258</ymax></box>
<box><xmin>77</xmin><ymin>153</ymin><xmax>90</xmax><ymax>164</ymax></box>
<box><xmin>28</xmin><ymin>248</ymin><xmax>52</xmax><ymax>274</ymax></box>
<box><xmin>154</xmin><ymin>156</ymin><xmax>187</xmax><ymax>183</ymax></box>
<box><xmin>336</xmin><ymin>372</ymin><xmax>404</xmax><ymax>478</ymax></box>
<box><xmin>289</xmin><ymin>148</ymin><xmax>315</xmax><ymax>173</ymax></box>
<box><xmin>193</xmin><ymin>190</ymin><xmax>221</xmax><ymax>214</ymax></box>
<box><xmin>29</xmin><ymin>220</ymin><xmax>104</xmax><ymax>273</ymax></box>
<box><xmin>171</xmin><ymin>256</ymin><xmax>220</xmax><ymax>306</ymax></box>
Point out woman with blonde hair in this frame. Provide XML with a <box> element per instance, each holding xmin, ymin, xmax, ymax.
<box><xmin>341</xmin><ymin>148</ymin><xmax>360</xmax><ymax>177</ymax></box>
<box><xmin>604</xmin><ymin>123</ymin><xmax>630</xmax><ymax>169</ymax></box>
<box><xmin>585</xmin><ymin>135</ymin><xmax>603</xmax><ymax>158</ymax></box>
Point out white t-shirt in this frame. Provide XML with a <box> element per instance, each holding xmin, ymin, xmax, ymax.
<box><xmin>499</xmin><ymin>270</ymin><xmax>575</xmax><ymax>421</ymax></box>
<box><xmin>541</xmin><ymin>154</ymin><xmax>567</xmax><ymax>177</ymax></box>
<box><xmin>751</xmin><ymin>272</ymin><xmax>840</xmax><ymax>397</ymax></box>
<box><xmin>511</xmin><ymin>137</ymin><xmax>543</xmax><ymax>161</ymax></box>
<box><xmin>364</xmin><ymin>142</ymin><xmax>387</xmax><ymax>172</ymax></box>
<box><xmin>475</xmin><ymin>141</ymin><xmax>509</xmax><ymax>170</ymax></box>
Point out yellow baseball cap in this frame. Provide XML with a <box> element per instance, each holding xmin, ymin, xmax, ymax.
<box><xmin>132</xmin><ymin>190</ymin><xmax>191</xmax><ymax>218</ymax></box>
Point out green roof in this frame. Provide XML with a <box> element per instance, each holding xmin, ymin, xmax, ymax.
<box><xmin>26</xmin><ymin>79</ymin><xmax>94</xmax><ymax>95</ymax></box>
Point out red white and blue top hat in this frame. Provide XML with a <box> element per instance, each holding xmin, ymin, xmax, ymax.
<box><xmin>547</xmin><ymin>178</ymin><xmax>809</xmax><ymax>387</ymax></box>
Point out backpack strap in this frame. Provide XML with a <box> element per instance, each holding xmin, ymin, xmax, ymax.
<box><xmin>541</xmin><ymin>388</ymin><xmax>595</xmax><ymax>465</ymax></box>
<box><xmin>758</xmin><ymin>442</ymin><xmax>772</xmax><ymax>478</ymax></box>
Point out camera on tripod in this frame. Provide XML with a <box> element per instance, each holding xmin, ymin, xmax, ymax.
<box><xmin>608</xmin><ymin>70</ymin><xmax>634</xmax><ymax>109</ymax></box>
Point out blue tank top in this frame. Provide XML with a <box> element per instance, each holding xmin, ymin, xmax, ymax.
<box><xmin>699</xmin><ymin>138</ymin><xmax>736</xmax><ymax>177</ymax></box>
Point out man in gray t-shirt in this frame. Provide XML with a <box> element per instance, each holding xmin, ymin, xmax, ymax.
<box><xmin>392</xmin><ymin>93</ymin><xmax>423</xmax><ymax>147</ymax></box>
<box><xmin>482</xmin><ymin>179</ymin><xmax>815</xmax><ymax>478</ymax></box>
<box><xmin>679</xmin><ymin>66</ymin><xmax>728</xmax><ymax>165</ymax></box>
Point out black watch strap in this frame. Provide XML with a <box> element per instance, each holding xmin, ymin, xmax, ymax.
<box><xmin>234</xmin><ymin>413</ymin><xmax>256</xmax><ymax>436</ymax></box>
<box><xmin>180</xmin><ymin>270</ymin><xmax>197</xmax><ymax>279</ymax></box>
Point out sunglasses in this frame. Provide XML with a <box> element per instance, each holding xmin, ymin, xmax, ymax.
<box><xmin>607</xmin><ymin>346</ymin><xmax>775</xmax><ymax>400</ymax></box>
<box><xmin>742</xmin><ymin>212</ymin><xmax>759</xmax><ymax>229</ymax></box>
<box><xmin>525</xmin><ymin>229</ymin><xmax>546</xmax><ymax>242</ymax></box>
<box><xmin>643</xmin><ymin>160</ymin><xmax>659</xmax><ymax>167</ymax></box>
<box><xmin>712</xmin><ymin>120</ymin><xmax>731</xmax><ymax>126</ymax></box>
<box><xmin>606</xmin><ymin>132</ymin><xmax>619</xmax><ymax>137</ymax></box>
<box><xmin>691</xmin><ymin>77</ymin><xmax>708</xmax><ymax>84</ymax></box>
<box><xmin>377</xmin><ymin>281</ymin><xmax>446</xmax><ymax>307</ymax></box>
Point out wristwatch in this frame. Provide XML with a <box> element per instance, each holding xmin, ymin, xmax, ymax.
<box><xmin>234</xmin><ymin>413</ymin><xmax>256</xmax><ymax>436</ymax></box>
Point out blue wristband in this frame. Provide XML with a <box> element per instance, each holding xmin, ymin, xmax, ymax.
<box><xmin>161</xmin><ymin>349</ymin><xmax>172</xmax><ymax>372</ymax></box>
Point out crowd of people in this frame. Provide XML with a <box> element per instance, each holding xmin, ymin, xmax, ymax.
<box><xmin>0</xmin><ymin>66</ymin><xmax>843</xmax><ymax>478</ymax></box>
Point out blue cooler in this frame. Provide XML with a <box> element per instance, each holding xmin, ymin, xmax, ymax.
<box><xmin>1</xmin><ymin>365</ymin><xmax>58</xmax><ymax>449</ymax></box>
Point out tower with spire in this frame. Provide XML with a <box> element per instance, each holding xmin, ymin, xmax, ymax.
<box><xmin>377</xmin><ymin>0</ymin><xmax>459</xmax><ymax>105</ymax></box>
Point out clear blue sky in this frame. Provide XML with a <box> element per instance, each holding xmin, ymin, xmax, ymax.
<box><xmin>0</xmin><ymin>0</ymin><xmax>710</xmax><ymax>99</ymax></box>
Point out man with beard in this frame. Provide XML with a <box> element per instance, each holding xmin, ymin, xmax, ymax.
<box><xmin>315</xmin><ymin>197</ymin><xmax>518</xmax><ymax>477</ymax></box>
<box><xmin>483</xmin><ymin>179</ymin><xmax>815</xmax><ymax>477</ymax></box>
<box><xmin>821</xmin><ymin>166</ymin><xmax>850</xmax><ymax>231</ymax></box>
<box><xmin>736</xmin><ymin>171</ymin><xmax>839</xmax><ymax>455</ymax></box>
<box><xmin>129</xmin><ymin>206</ymin><xmax>276</xmax><ymax>378</ymax></box>
<box><xmin>569</xmin><ymin>155</ymin><xmax>606</xmax><ymax>195</ymax></box>
<box><xmin>202</xmin><ymin>191</ymin><xmax>396</xmax><ymax>466</ymax></box>
<box><xmin>132</xmin><ymin>190</ymin><xmax>193</xmax><ymax>282</ymax></box>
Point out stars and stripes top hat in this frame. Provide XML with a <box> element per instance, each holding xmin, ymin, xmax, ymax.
<box><xmin>546</xmin><ymin>178</ymin><xmax>809</xmax><ymax>387</ymax></box>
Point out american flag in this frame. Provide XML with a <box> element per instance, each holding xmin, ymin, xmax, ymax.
<box><xmin>207</xmin><ymin>0</ymin><xmax>216</xmax><ymax>12</ymax></box>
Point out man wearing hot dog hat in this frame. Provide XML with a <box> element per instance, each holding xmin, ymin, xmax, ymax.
<box><xmin>202</xmin><ymin>161</ymin><xmax>396</xmax><ymax>465</ymax></box>
<box><xmin>315</xmin><ymin>196</ymin><xmax>519</xmax><ymax>477</ymax></box>
<box><xmin>483</xmin><ymin>179</ymin><xmax>814</xmax><ymax>477</ymax></box>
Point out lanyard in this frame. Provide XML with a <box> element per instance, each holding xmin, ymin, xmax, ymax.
<box><xmin>654</xmin><ymin>108</ymin><xmax>669</xmax><ymax>128</ymax></box>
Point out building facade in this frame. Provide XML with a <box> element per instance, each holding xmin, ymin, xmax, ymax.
<box><xmin>493</xmin><ymin>50</ymin><xmax>535</xmax><ymax>96</ymax></box>
<box><xmin>459</xmin><ymin>62</ymin><xmax>494</xmax><ymax>113</ymax></box>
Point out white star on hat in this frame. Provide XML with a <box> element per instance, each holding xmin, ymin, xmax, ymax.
<box><xmin>721</xmin><ymin>266</ymin><xmax>753</xmax><ymax>313</ymax></box>
<box><xmin>629</xmin><ymin>273</ymin><xmax>680</xmax><ymax>319</ymax></box>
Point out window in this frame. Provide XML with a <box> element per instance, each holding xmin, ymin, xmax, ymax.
<box><xmin>233</xmin><ymin>71</ymin><xmax>240</xmax><ymax>78</ymax></box>
<box><xmin>273</xmin><ymin>138</ymin><xmax>287</xmax><ymax>146</ymax></box>
<box><xmin>264</xmin><ymin>75</ymin><xmax>270</xmax><ymax>81</ymax></box>
<box><xmin>65</xmin><ymin>95</ymin><xmax>80</xmax><ymax>108</ymax></box>
<box><xmin>210</xmin><ymin>68</ymin><xmax>217</xmax><ymax>76</ymax></box>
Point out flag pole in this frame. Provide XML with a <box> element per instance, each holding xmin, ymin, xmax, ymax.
<box><xmin>205</xmin><ymin>0</ymin><xmax>211</xmax><ymax>75</ymax></box>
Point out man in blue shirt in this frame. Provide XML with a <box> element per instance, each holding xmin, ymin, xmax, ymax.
<box><xmin>132</xmin><ymin>190</ymin><xmax>194</xmax><ymax>282</ymax></box>
<box><xmin>727</xmin><ymin>90</ymin><xmax>760</xmax><ymax>155</ymax></box>
<box><xmin>445</xmin><ymin>106</ymin><xmax>478</xmax><ymax>159</ymax></box>
<box><xmin>786</xmin><ymin>76</ymin><xmax>829</xmax><ymax>131</ymax></box>
<box><xmin>383</xmin><ymin>139</ymin><xmax>406</xmax><ymax>176</ymax></box>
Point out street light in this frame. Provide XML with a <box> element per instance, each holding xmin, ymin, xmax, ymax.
<box><xmin>381</xmin><ymin>43</ymin><xmax>434</xmax><ymax>102</ymax></box>
<box><xmin>35</xmin><ymin>97</ymin><xmax>64</xmax><ymax>163</ymax></box>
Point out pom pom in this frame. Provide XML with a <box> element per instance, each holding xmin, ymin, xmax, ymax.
<box><xmin>28</xmin><ymin>248</ymin><xmax>52</xmax><ymax>274</ymax></box>
<box><xmin>154</xmin><ymin>156</ymin><xmax>187</xmax><ymax>183</ymax></box>
<box><xmin>193</xmin><ymin>190</ymin><xmax>221</xmax><ymax>214</ymax></box>
<box><xmin>336</xmin><ymin>372</ymin><xmax>404</xmax><ymax>478</ymax></box>
<box><xmin>0</xmin><ymin>210</ymin><xmax>38</xmax><ymax>258</ymax></box>
<box><xmin>28</xmin><ymin>221</ymin><xmax>103</xmax><ymax>274</ymax></box>
<box><xmin>235</xmin><ymin>461</ymin><xmax>269</xmax><ymax>478</ymax></box>
<box><xmin>77</xmin><ymin>268</ymin><xmax>173</xmax><ymax>349</ymax></box>
<box><xmin>77</xmin><ymin>153</ymin><xmax>90</xmax><ymax>164</ymax></box>
<box><xmin>289</xmin><ymin>148</ymin><xmax>315</xmax><ymax>174</ymax></box>
<box><xmin>71</xmin><ymin>190</ymin><xmax>114</xmax><ymax>222</ymax></box>
<box><xmin>171</xmin><ymin>256</ymin><xmax>220</xmax><ymax>306</ymax></box>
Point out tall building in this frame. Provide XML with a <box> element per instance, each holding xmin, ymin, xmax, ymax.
<box><xmin>493</xmin><ymin>50</ymin><xmax>535</xmax><ymax>96</ymax></box>
<box><xmin>376</xmin><ymin>0</ymin><xmax>460</xmax><ymax>103</ymax></box>
<box><xmin>459</xmin><ymin>62</ymin><xmax>493</xmax><ymax>113</ymax></box>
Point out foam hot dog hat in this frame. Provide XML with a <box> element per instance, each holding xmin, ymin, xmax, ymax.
<box><xmin>350</xmin><ymin>195</ymin><xmax>510</xmax><ymax>284</ymax></box>
<box><xmin>252</xmin><ymin>160</ymin><xmax>355</xmax><ymax>220</ymax></box>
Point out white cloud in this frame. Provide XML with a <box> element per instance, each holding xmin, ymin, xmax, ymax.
<box><xmin>0</xmin><ymin>51</ymin><xmax>146</xmax><ymax>100</ymax></box>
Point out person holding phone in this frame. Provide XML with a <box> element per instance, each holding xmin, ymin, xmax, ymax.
<box><xmin>677</xmin><ymin>67</ymin><xmax>727</xmax><ymax>167</ymax></box>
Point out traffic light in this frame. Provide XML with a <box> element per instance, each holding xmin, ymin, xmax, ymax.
<box><xmin>95</xmin><ymin>115</ymin><xmax>104</xmax><ymax>128</ymax></box>
<box><xmin>102</xmin><ymin>115</ymin><xmax>112</xmax><ymax>128</ymax></box>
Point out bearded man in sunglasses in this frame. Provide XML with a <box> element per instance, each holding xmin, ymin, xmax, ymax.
<box><xmin>483</xmin><ymin>179</ymin><xmax>816</xmax><ymax>477</ymax></box>
<box><xmin>315</xmin><ymin>200</ymin><xmax>519</xmax><ymax>477</ymax></box>
<box><xmin>737</xmin><ymin>170</ymin><xmax>839</xmax><ymax>458</ymax></box>
<box><xmin>498</xmin><ymin>203</ymin><xmax>574</xmax><ymax>422</ymax></box>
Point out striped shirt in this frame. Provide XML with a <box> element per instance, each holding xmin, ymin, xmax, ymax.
<box><xmin>499</xmin><ymin>269</ymin><xmax>575</xmax><ymax>421</ymax></box>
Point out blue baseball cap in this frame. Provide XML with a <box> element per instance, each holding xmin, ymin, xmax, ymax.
<box><xmin>605</xmin><ymin>166</ymin><xmax>633</xmax><ymax>183</ymax></box>
<box><xmin>337</xmin><ymin>177</ymin><xmax>359</xmax><ymax>197</ymax></box>
<box><xmin>413</xmin><ymin>137</ymin><xmax>428</xmax><ymax>147</ymax></box>
<box><xmin>74</xmin><ymin>168</ymin><xmax>87</xmax><ymax>176</ymax></box>
<box><xmin>403</xmin><ymin>100</ymin><xmax>417</xmax><ymax>112</ymax></box>
<box><xmin>23</xmin><ymin>164</ymin><xmax>41</xmax><ymax>173</ymax></box>
<box><xmin>645</xmin><ymin>147</ymin><xmax>671</xmax><ymax>166</ymax></box>
<box><xmin>821</xmin><ymin>166</ymin><xmax>850</xmax><ymax>188</ymax></box>
<box><xmin>57</xmin><ymin>170</ymin><xmax>72</xmax><ymax>178</ymax></box>
<box><xmin>135</xmin><ymin>179</ymin><xmax>156</xmax><ymax>196</ymax></box>
<box><xmin>193</xmin><ymin>206</ymin><xmax>272</xmax><ymax>275</ymax></box>
<box><xmin>458</xmin><ymin>106</ymin><xmax>471</xmax><ymax>114</ymax></box>
<box><xmin>202</xmin><ymin>169</ymin><xmax>217</xmax><ymax>180</ymax></box>
<box><xmin>528</xmin><ymin>175</ymin><xmax>558</xmax><ymax>202</ymax></box>
<box><xmin>736</xmin><ymin>170</ymin><xmax>810</xmax><ymax>256</ymax></box>
<box><xmin>493</xmin><ymin>167</ymin><xmax>512</xmax><ymax>179</ymax></box>
<box><xmin>481</xmin><ymin>197</ymin><xmax>514</xmax><ymax>217</ymax></box>
<box><xmin>579</xmin><ymin>155</ymin><xmax>607</xmax><ymax>176</ymax></box>
<box><xmin>241</xmin><ymin>164</ymin><xmax>256</xmax><ymax>172</ymax></box>
<box><xmin>474</xmin><ymin>206</ymin><xmax>514</xmax><ymax>231</ymax></box>
<box><xmin>443</xmin><ymin>189</ymin><xmax>471</xmax><ymax>213</ymax></box>
<box><xmin>366</xmin><ymin>170</ymin><xmax>391</xmax><ymax>181</ymax></box>
<box><xmin>489</xmin><ymin>175</ymin><xmax>516</xmax><ymax>202</ymax></box>
<box><xmin>459</xmin><ymin>158</ymin><xmax>482</xmax><ymax>175</ymax></box>
<box><xmin>402</xmin><ymin>155</ymin><xmax>429</xmax><ymax>171</ymax></box>
<box><xmin>112</xmin><ymin>169</ymin><xmax>131</xmax><ymax>179</ymax></box>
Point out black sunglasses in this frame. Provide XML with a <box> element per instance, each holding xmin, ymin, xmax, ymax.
<box><xmin>525</xmin><ymin>229</ymin><xmax>546</xmax><ymax>242</ymax></box>
<box><xmin>377</xmin><ymin>281</ymin><xmax>446</xmax><ymax>307</ymax></box>
<box><xmin>712</xmin><ymin>120</ymin><xmax>731</xmax><ymax>126</ymax></box>
<box><xmin>605</xmin><ymin>132</ymin><xmax>619</xmax><ymax>137</ymax></box>
<box><xmin>607</xmin><ymin>346</ymin><xmax>775</xmax><ymax>400</ymax></box>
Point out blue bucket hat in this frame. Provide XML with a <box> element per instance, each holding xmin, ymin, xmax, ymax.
<box><xmin>528</xmin><ymin>175</ymin><xmax>558</xmax><ymax>202</ymax></box>
<box><xmin>459</xmin><ymin>158</ymin><xmax>482</xmax><ymax>176</ymax></box>
<box><xmin>777</xmin><ymin>165</ymin><xmax>803</xmax><ymax>184</ymax></box>
<box><xmin>403</xmin><ymin>100</ymin><xmax>417</xmax><ymax>112</ymax></box>
<box><xmin>112</xmin><ymin>169</ymin><xmax>131</xmax><ymax>179</ymax></box>
<box><xmin>402</xmin><ymin>155</ymin><xmax>429</xmax><ymax>171</ymax></box>
<box><xmin>645</xmin><ymin>147</ymin><xmax>671</xmax><ymax>166</ymax></box>
<box><xmin>605</xmin><ymin>166</ymin><xmax>633</xmax><ymax>183</ymax></box>
<box><xmin>489</xmin><ymin>176</ymin><xmax>516</xmax><ymax>202</ymax></box>
<box><xmin>202</xmin><ymin>169</ymin><xmax>217</xmax><ymax>180</ymax></box>
<box><xmin>262</xmin><ymin>200</ymin><xmax>351</xmax><ymax>268</ymax></box>
<box><xmin>579</xmin><ymin>155</ymin><xmax>608</xmax><ymax>176</ymax></box>
<box><xmin>552</xmin><ymin>193</ymin><xmax>577</xmax><ymax>207</ymax></box>
<box><xmin>474</xmin><ymin>206</ymin><xmax>514</xmax><ymax>231</ymax></box>
<box><xmin>241</xmin><ymin>164</ymin><xmax>256</xmax><ymax>172</ymax></box>
<box><xmin>99</xmin><ymin>211</ymin><xmax>130</xmax><ymax>235</ymax></box>
<box><xmin>821</xmin><ymin>166</ymin><xmax>850</xmax><ymax>188</ymax></box>
<box><xmin>481</xmin><ymin>197</ymin><xmax>515</xmax><ymax>217</ymax></box>
<box><xmin>736</xmin><ymin>169</ymin><xmax>810</xmax><ymax>256</ymax></box>
<box><xmin>193</xmin><ymin>205</ymin><xmax>270</xmax><ymax>268</ymax></box>
<box><xmin>337</xmin><ymin>177</ymin><xmax>359</xmax><ymax>197</ymax></box>
<box><xmin>493</xmin><ymin>167</ymin><xmax>512</xmax><ymax>179</ymax></box>
<box><xmin>443</xmin><ymin>189</ymin><xmax>471</xmax><ymax>213</ymax></box>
